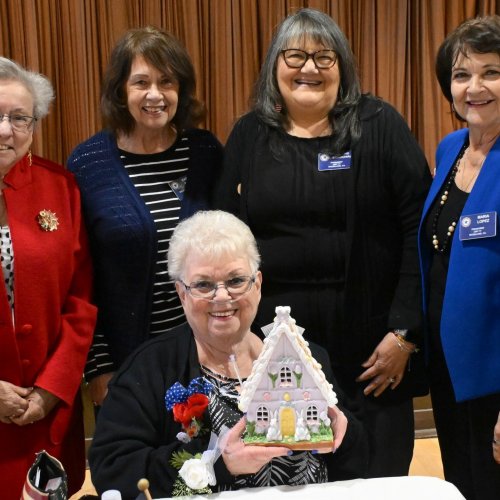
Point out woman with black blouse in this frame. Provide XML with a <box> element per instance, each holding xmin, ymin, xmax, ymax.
<box><xmin>215</xmin><ymin>8</ymin><xmax>431</xmax><ymax>477</ymax></box>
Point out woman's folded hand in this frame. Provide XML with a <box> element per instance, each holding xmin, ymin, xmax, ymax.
<box><xmin>10</xmin><ymin>387</ymin><xmax>60</xmax><ymax>426</ymax></box>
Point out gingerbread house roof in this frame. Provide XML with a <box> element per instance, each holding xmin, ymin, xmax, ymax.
<box><xmin>239</xmin><ymin>306</ymin><xmax>337</xmax><ymax>412</ymax></box>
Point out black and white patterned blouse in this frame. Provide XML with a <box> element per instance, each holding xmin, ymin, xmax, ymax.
<box><xmin>0</xmin><ymin>226</ymin><xmax>14</xmax><ymax>316</ymax></box>
<box><xmin>200</xmin><ymin>365</ymin><xmax>328</xmax><ymax>490</ymax></box>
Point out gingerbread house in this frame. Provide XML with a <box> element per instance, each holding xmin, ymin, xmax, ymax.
<box><xmin>239</xmin><ymin>306</ymin><xmax>337</xmax><ymax>450</ymax></box>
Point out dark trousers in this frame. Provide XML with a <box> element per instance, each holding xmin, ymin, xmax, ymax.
<box><xmin>430</xmin><ymin>348</ymin><xmax>500</xmax><ymax>500</ymax></box>
<box><xmin>336</xmin><ymin>368</ymin><xmax>415</xmax><ymax>478</ymax></box>
<box><xmin>362</xmin><ymin>395</ymin><xmax>414</xmax><ymax>477</ymax></box>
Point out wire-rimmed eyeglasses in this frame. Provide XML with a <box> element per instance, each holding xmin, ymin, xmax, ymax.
<box><xmin>180</xmin><ymin>275</ymin><xmax>256</xmax><ymax>300</ymax></box>
<box><xmin>0</xmin><ymin>113</ymin><xmax>36</xmax><ymax>133</ymax></box>
<box><xmin>281</xmin><ymin>49</ymin><xmax>337</xmax><ymax>69</ymax></box>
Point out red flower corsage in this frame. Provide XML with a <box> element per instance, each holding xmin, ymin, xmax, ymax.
<box><xmin>165</xmin><ymin>377</ymin><xmax>213</xmax><ymax>442</ymax></box>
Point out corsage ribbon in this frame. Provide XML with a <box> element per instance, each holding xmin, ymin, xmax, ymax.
<box><xmin>178</xmin><ymin>426</ymin><xmax>230</xmax><ymax>490</ymax></box>
<box><xmin>166</xmin><ymin>377</ymin><xmax>212</xmax><ymax>410</ymax></box>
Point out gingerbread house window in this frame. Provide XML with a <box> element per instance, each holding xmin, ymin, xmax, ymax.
<box><xmin>306</xmin><ymin>405</ymin><xmax>319</xmax><ymax>422</ymax></box>
<box><xmin>256</xmin><ymin>405</ymin><xmax>270</xmax><ymax>422</ymax></box>
<box><xmin>279</xmin><ymin>366</ymin><xmax>293</xmax><ymax>386</ymax></box>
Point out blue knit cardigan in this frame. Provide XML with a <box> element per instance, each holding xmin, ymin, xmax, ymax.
<box><xmin>67</xmin><ymin>128</ymin><xmax>223</xmax><ymax>369</ymax></box>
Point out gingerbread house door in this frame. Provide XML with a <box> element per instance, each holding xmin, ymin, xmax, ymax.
<box><xmin>280</xmin><ymin>407</ymin><xmax>295</xmax><ymax>437</ymax></box>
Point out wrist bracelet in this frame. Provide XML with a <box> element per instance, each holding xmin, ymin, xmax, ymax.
<box><xmin>393</xmin><ymin>332</ymin><xmax>419</xmax><ymax>354</ymax></box>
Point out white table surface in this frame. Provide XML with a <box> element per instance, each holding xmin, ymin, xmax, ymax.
<box><xmin>160</xmin><ymin>476</ymin><xmax>465</xmax><ymax>499</ymax></box>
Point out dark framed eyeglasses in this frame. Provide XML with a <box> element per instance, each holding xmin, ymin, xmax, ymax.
<box><xmin>0</xmin><ymin>113</ymin><xmax>36</xmax><ymax>133</ymax></box>
<box><xmin>281</xmin><ymin>49</ymin><xmax>337</xmax><ymax>69</ymax></box>
<box><xmin>180</xmin><ymin>275</ymin><xmax>256</xmax><ymax>300</ymax></box>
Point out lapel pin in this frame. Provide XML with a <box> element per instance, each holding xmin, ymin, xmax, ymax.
<box><xmin>37</xmin><ymin>209</ymin><xmax>59</xmax><ymax>232</ymax></box>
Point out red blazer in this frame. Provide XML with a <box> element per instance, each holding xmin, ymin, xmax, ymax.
<box><xmin>0</xmin><ymin>154</ymin><xmax>97</xmax><ymax>499</ymax></box>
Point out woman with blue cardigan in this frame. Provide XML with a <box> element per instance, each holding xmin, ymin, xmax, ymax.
<box><xmin>419</xmin><ymin>16</ymin><xmax>500</xmax><ymax>500</ymax></box>
<box><xmin>68</xmin><ymin>27</ymin><xmax>222</xmax><ymax>408</ymax></box>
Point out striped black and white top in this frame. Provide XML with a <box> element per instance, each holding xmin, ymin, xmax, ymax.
<box><xmin>86</xmin><ymin>136</ymin><xmax>191</xmax><ymax>378</ymax></box>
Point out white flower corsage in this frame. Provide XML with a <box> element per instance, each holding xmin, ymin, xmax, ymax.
<box><xmin>170</xmin><ymin>427</ymin><xmax>228</xmax><ymax>497</ymax></box>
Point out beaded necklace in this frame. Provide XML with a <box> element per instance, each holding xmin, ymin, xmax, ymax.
<box><xmin>431</xmin><ymin>147</ymin><xmax>467</xmax><ymax>253</ymax></box>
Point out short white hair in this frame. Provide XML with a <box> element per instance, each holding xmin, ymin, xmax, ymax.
<box><xmin>168</xmin><ymin>210</ymin><xmax>260</xmax><ymax>281</ymax></box>
<box><xmin>0</xmin><ymin>57</ymin><xmax>54</xmax><ymax>119</ymax></box>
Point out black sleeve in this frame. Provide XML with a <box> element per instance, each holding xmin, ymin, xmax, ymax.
<box><xmin>213</xmin><ymin>116</ymin><xmax>249</xmax><ymax>215</ymax></box>
<box><xmin>384</xmin><ymin>104</ymin><xmax>432</xmax><ymax>345</ymax></box>
<box><xmin>184</xmin><ymin>128</ymin><xmax>224</xmax><ymax>207</ymax></box>
<box><xmin>88</xmin><ymin>336</ymin><xmax>238</xmax><ymax>499</ymax></box>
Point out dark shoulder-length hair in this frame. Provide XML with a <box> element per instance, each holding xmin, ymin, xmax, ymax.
<box><xmin>101</xmin><ymin>26</ymin><xmax>205</xmax><ymax>136</ymax></box>
<box><xmin>253</xmin><ymin>8</ymin><xmax>362</xmax><ymax>156</ymax></box>
<box><xmin>436</xmin><ymin>15</ymin><xmax>500</xmax><ymax>120</ymax></box>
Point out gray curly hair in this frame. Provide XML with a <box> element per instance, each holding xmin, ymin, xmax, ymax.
<box><xmin>0</xmin><ymin>57</ymin><xmax>54</xmax><ymax>119</ymax></box>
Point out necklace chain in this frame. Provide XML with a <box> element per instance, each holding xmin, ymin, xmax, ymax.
<box><xmin>459</xmin><ymin>148</ymin><xmax>485</xmax><ymax>191</ymax></box>
<box><xmin>200</xmin><ymin>364</ymin><xmax>242</xmax><ymax>383</ymax></box>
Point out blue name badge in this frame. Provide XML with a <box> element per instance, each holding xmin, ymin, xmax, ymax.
<box><xmin>318</xmin><ymin>151</ymin><xmax>352</xmax><ymax>171</ymax></box>
<box><xmin>167</xmin><ymin>175</ymin><xmax>187</xmax><ymax>201</ymax></box>
<box><xmin>459</xmin><ymin>211</ymin><xmax>497</xmax><ymax>241</ymax></box>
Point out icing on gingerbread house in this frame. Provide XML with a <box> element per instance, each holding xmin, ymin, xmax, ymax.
<box><xmin>239</xmin><ymin>306</ymin><xmax>337</xmax><ymax>450</ymax></box>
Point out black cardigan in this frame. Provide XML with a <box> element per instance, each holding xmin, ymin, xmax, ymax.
<box><xmin>215</xmin><ymin>96</ymin><xmax>431</xmax><ymax>399</ymax></box>
<box><xmin>89</xmin><ymin>324</ymin><xmax>368</xmax><ymax>499</ymax></box>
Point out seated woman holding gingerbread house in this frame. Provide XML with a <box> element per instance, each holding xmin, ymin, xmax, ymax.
<box><xmin>89</xmin><ymin>211</ymin><xmax>368</xmax><ymax>499</ymax></box>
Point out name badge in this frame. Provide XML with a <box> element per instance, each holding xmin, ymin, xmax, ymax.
<box><xmin>318</xmin><ymin>152</ymin><xmax>351</xmax><ymax>171</ymax></box>
<box><xmin>459</xmin><ymin>211</ymin><xmax>497</xmax><ymax>241</ymax></box>
<box><xmin>168</xmin><ymin>175</ymin><xmax>187</xmax><ymax>201</ymax></box>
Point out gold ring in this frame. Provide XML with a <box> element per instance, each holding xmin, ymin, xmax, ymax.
<box><xmin>388</xmin><ymin>377</ymin><xmax>396</xmax><ymax>383</ymax></box>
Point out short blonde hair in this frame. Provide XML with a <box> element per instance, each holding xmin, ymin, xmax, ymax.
<box><xmin>168</xmin><ymin>210</ymin><xmax>260</xmax><ymax>281</ymax></box>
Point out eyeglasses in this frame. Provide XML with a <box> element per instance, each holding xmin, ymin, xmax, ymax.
<box><xmin>0</xmin><ymin>113</ymin><xmax>36</xmax><ymax>133</ymax></box>
<box><xmin>281</xmin><ymin>49</ymin><xmax>337</xmax><ymax>69</ymax></box>
<box><xmin>180</xmin><ymin>275</ymin><xmax>256</xmax><ymax>300</ymax></box>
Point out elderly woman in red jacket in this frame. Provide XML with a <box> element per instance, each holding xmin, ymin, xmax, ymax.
<box><xmin>0</xmin><ymin>57</ymin><xmax>96</xmax><ymax>498</ymax></box>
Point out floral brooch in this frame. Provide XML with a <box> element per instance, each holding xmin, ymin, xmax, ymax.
<box><xmin>165</xmin><ymin>377</ymin><xmax>213</xmax><ymax>442</ymax></box>
<box><xmin>37</xmin><ymin>209</ymin><xmax>59</xmax><ymax>231</ymax></box>
<box><xmin>170</xmin><ymin>449</ymin><xmax>215</xmax><ymax>496</ymax></box>
<box><xmin>169</xmin><ymin>427</ymin><xmax>230</xmax><ymax>497</ymax></box>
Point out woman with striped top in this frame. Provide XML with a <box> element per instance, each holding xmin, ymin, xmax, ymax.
<box><xmin>68</xmin><ymin>26</ymin><xmax>222</xmax><ymax>407</ymax></box>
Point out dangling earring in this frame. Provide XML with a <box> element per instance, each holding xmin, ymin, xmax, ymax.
<box><xmin>28</xmin><ymin>149</ymin><xmax>32</xmax><ymax>166</ymax></box>
<box><xmin>274</xmin><ymin>103</ymin><xmax>282</xmax><ymax>113</ymax></box>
